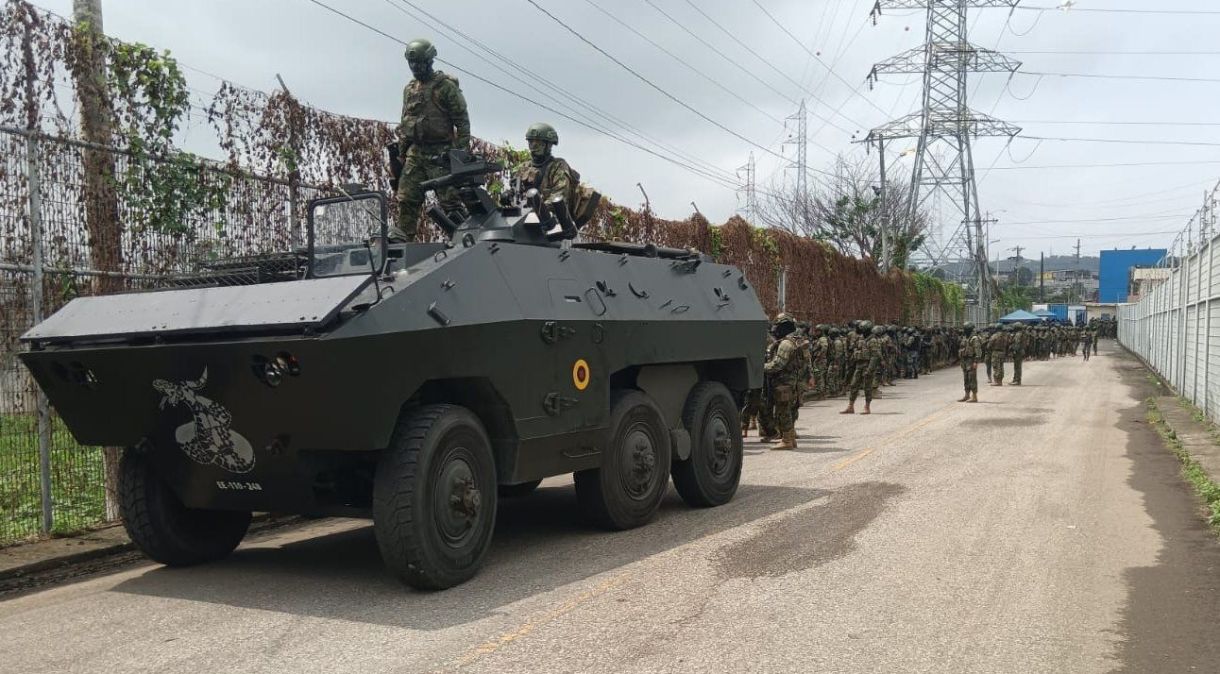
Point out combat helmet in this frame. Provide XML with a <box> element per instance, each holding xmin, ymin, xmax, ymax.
<box><xmin>872</xmin><ymin>325</ymin><xmax>886</xmax><ymax>336</ymax></box>
<box><xmin>404</xmin><ymin>38</ymin><xmax>437</xmax><ymax>63</ymax></box>
<box><xmin>526</xmin><ymin>122</ymin><xmax>559</xmax><ymax>146</ymax></box>
<box><xmin>858</xmin><ymin>320</ymin><xmax>874</xmax><ymax>334</ymax></box>
<box><xmin>962</xmin><ymin>322</ymin><xmax>975</xmax><ymax>334</ymax></box>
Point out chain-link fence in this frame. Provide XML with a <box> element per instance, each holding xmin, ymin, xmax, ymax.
<box><xmin>1119</xmin><ymin>231</ymin><xmax>1220</xmax><ymax>422</ymax></box>
<box><xmin>0</xmin><ymin>125</ymin><xmax>335</xmax><ymax>544</ymax></box>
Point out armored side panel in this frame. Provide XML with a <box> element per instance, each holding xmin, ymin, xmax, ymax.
<box><xmin>21</xmin><ymin>239</ymin><xmax>766</xmax><ymax>514</ymax></box>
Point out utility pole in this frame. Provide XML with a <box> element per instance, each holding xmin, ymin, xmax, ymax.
<box><xmin>736</xmin><ymin>152</ymin><xmax>758</xmax><ymax>223</ymax></box>
<box><xmin>72</xmin><ymin>0</ymin><xmax>123</xmax><ymax>521</ymax></box>
<box><xmin>865</xmin><ymin>0</ymin><xmax>1022</xmax><ymax>322</ymax></box>
<box><xmin>1039</xmin><ymin>251</ymin><xmax>1045</xmax><ymax>303</ymax></box>
<box><xmin>1008</xmin><ymin>245</ymin><xmax>1024</xmax><ymax>284</ymax></box>
<box><xmin>1073</xmin><ymin>238</ymin><xmax>1082</xmax><ymax>305</ymax></box>
<box><xmin>877</xmin><ymin>137</ymin><xmax>890</xmax><ymax>270</ymax></box>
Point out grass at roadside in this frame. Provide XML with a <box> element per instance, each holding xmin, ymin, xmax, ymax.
<box><xmin>1147</xmin><ymin>397</ymin><xmax>1220</xmax><ymax>529</ymax></box>
<box><xmin>0</xmin><ymin>414</ymin><xmax>105</xmax><ymax>545</ymax></box>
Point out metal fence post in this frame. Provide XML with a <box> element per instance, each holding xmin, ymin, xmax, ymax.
<box><xmin>25</xmin><ymin>131</ymin><xmax>53</xmax><ymax>534</ymax></box>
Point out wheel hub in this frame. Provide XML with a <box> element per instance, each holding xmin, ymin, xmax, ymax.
<box><xmin>622</xmin><ymin>425</ymin><xmax>657</xmax><ymax>498</ymax></box>
<box><xmin>435</xmin><ymin>454</ymin><xmax>481</xmax><ymax>546</ymax></box>
<box><xmin>707</xmin><ymin>413</ymin><xmax>732</xmax><ymax>476</ymax></box>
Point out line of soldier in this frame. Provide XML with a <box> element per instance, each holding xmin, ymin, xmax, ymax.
<box><xmin>745</xmin><ymin>317</ymin><xmax>1109</xmax><ymax>446</ymax></box>
<box><xmin>392</xmin><ymin>38</ymin><xmax>582</xmax><ymax>242</ymax></box>
<box><xmin>744</xmin><ymin>316</ymin><xmax>972</xmax><ymax>449</ymax></box>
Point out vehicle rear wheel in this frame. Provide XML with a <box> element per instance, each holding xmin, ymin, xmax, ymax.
<box><xmin>373</xmin><ymin>404</ymin><xmax>497</xmax><ymax>590</ymax></box>
<box><xmin>118</xmin><ymin>448</ymin><xmax>251</xmax><ymax>566</ymax></box>
<box><xmin>575</xmin><ymin>390</ymin><xmax>671</xmax><ymax>530</ymax></box>
<box><xmin>498</xmin><ymin>480</ymin><xmax>542</xmax><ymax>499</ymax></box>
<box><xmin>672</xmin><ymin>381</ymin><xmax>743</xmax><ymax>507</ymax></box>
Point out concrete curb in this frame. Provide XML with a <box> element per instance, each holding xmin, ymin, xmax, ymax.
<box><xmin>0</xmin><ymin>514</ymin><xmax>301</xmax><ymax>584</ymax></box>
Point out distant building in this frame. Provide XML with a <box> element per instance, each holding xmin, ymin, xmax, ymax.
<box><xmin>1099</xmin><ymin>249</ymin><xmax>1168</xmax><ymax>303</ymax></box>
<box><xmin>1129</xmin><ymin>268</ymin><xmax>1172</xmax><ymax>302</ymax></box>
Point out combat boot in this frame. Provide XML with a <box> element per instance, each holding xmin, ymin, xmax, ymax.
<box><xmin>773</xmin><ymin>430</ymin><xmax>796</xmax><ymax>450</ymax></box>
<box><xmin>840</xmin><ymin>404</ymin><xmax>855</xmax><ymax>415</ymax></box>
<box><xmin>958</xmin><ymin>392</ymin><xmax>970</xmax><ymax>403</ymax></box>
<box><xmin>969</xmin><ymin>392</ymin><xmax>978</xmax><ymax>403</ymax></box>
<box><xmin>759</xmin><ymin>432</ymin><xmax>778</xmax><ymax>442</ymax></box>
<box><xmin>741</xmin><ymin>425</ymin><xmax>750</xmax><ymax>439</ymax></box>
<box><xmin>861</xmin><ymin>402</ymin><xmax>872</xmax><ymax>415</ymax></box>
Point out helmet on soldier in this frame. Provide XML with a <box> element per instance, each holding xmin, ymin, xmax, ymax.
<box><xmin>858</xmin><ymin>320</ymin><xmax>874</xmax><ymax>334</ymax></box>
<box><xmin>405</xmin><ymin>39</ymin><xmax>437</xmax><ymax>80</ymax></box>
<box><xmin>872</xmin><ymin>325</ymin><xmax>886</xmax><ymax>336</ymax></box>
<box><xmin>526</xmin><ymin>122</ymin><xmax>559</xmax><ymax>145</ymax></box>
<box><xmin>405</xmin><ymin>38</ymin><xmax>438</xmax><ymax>63</ymax></box>
<box><xmin>962</xmin><ymin>322</ymin><xmax>975</xmax><ymax>334</ymax></box>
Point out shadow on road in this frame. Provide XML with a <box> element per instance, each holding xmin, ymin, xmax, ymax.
<box><xmin>111</xmin><ymin>482</ymin><xmax>825</xmax><ymax>630</ymax></box>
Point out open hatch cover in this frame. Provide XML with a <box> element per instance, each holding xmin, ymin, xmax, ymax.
<box><xmin>21</xmin><ymin>275</ymin><xmax>373</xmax><ymax>344</ymax></box>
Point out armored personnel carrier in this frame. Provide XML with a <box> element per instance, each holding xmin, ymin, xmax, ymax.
<box><xmin>19</xmin><ymin>152</ymin><xmax>767</xmax><ymax>590</ymax></box>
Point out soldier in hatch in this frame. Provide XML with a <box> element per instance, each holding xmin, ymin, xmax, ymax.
<box><xmin>521</xmin><ymin>123</ymin><xmax>578</xmax><ymax>205</ymax></box>
<box><xmin>393</xmin><ymin>38</ymin><xmax>470</xmax><ymax>242</ymax></box>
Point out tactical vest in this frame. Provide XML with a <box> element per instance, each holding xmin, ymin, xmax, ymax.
<box><xmin>404</xmin><ymin>72</ymin><xmax>459</xmax><ymax>145</ymax></box>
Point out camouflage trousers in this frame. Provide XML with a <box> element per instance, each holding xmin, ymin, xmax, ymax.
<box><xmin>813</xmin><ymin>364</ymin><xmax>829</xmax><ymax>396</ymax></box>
<box><xmin>990</xmin><ymin>353</ymin><xmax>1006</xmax><ymax>384</ymax></box>
<box><xmin>848</xmin><ymin>366</ymin><xmax>876</xmax><ymax>405</ymax></box>
<box><xmin>961</xmin><ymin>361</ymin><xmax>979</xmax><ymax>393</ymax></box>
<box><xmin>757</xmin><ymin>386</ymin><xmax>777</xmax><ymax>436</ymax></box>
<box><xmin>770</xmin><ymin>383</ymin><xmax>798</xmax><ymax>435</ymax></box>
<box><xmin>1012</xmin><ymin>355</ymin><xmax>1023</xmax><ymax>384</ymax></box>
<box><xmin>394</xmin><ymin>144</ymin><xmax>464</xmax><ymax>241</ymax></box>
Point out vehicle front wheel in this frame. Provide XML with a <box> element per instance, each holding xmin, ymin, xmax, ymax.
<box><xmin>118</xmin><ymin>448</ymin><xmax>251</xmax><ymax>566</ymax></box>
<box><xmin>373</xmin><ymin>404</ymin><xmax>497</xmax><ymax>590</ymax></box>
<box><xmin>575</xmin><ymin>390</ymin><xmax>671</xmax><ymax>530</ymax></box>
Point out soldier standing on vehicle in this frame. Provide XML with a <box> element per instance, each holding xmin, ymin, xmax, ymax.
<box><xmin>392</xmin><ymin>38</ymin><xmax>471</xmax><ymax>242</ymax></box>
<box><xmin>958</xmin><ymin>323</ymin><xmax>984</xmax><ymax>403</ymax></box>
<box><xmin>520</xmin><ymin>123</ymin><xmax>577</xmax><ymax>205</ymax></box>
<box><xmin>763</xmin><ymin>314</ymin><xmax>804</xmax><ymax>450</ymax></box>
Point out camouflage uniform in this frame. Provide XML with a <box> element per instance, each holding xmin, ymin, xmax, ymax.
<box><xmin>987</xmin><ymin>328</ymin><xmax>1011</xmax><ymax>385</ymax></box>
<box><xmin>811</xmin><ymin>329</ymin><xmax>831</xmax><ymax>397</ymax></box>
<box><xmin>844</xmin><ymin>327</ymin><xmax>884</xmax><ymax>413</ymax></box>
<box><xmin>1081</xmin><ymin>329</ymin><xmax>1094</xmax><ymax>362</ymax></box>
<box><xmin>394</xmin><ymin>70</ymin><xmax>470</xmax><ymax>241</ymax></box>
<box><xmin>1010</xmin><ymin>326</ymin><xmax>1025</xmax><ymax>385</ymax></box>
<box><xmin>521</xmin><ymin>156</ymin><xmax>577</xmax><ymax>206</ymax></box>
<box><xmin>958</xmin><ymin>328</ymin><xmax>984</xmax><ymax>401</ymax></box>
<box><xmin>764</xmin><ymin>331</ymin><xmax>806</xmax><ymax>447</ymax></box>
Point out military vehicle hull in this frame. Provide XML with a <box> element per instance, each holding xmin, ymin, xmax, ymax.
<box><xmin>23</xmin><ymin>240</ymin><xmax>764</xmax><ymax>512</ymax></box>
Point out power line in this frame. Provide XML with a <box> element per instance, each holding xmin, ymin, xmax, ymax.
<box><xmin>1009</xmin><ymin>50</ymin><xmax>1220</xmax><ymax>56</ymax></box>
<box><xmin>989</xmin><ymin>159</ymin><xmax>1220</xmax><ymax>171</ymax></box>
<box><xmin>578</xmin><ymin>0</ymin><xmax>785</xmax><ymax>127</ymax></box>
<box><xmin>1014</xmin><ymin>120</ymin><xmax>1220</xmax><ymax>127</ymax></box>
<box><xmin>997</xmin><ymin>231</ymin><xmax>1180</xmax><ymax>241</ymax></box>
<box><xmin>1022</xmin><ymin>71</ymin><xmax>1220</xmax><ymax>84</ymax></box>
<box><xmin>748</xmin><ymin>0</ymin><xmax>891</xmax><ymax>119</ymax></box>
<box><xmin>523</xmin><ymin>0</ymin><xmax>822</xmax><ymax>168</ymax></box>
<box><xmin>1022</xmin><ymin>135</ymin><xmax>1220</xmax><ymax>149</ymax></box>
<box><xmin>302</xmin><ymin>0</ymin><xmax>743</xmax><ymax>190</ymax></box>
<box><xmin>1002</xmin><ymin>214</ymin><xmax>1192</xmax><ymax>226</ymax></box>
<box><xmin>1017</xmin><ymin>6</ymin><xmax>1220</xmax><ymax>16</ymax></box>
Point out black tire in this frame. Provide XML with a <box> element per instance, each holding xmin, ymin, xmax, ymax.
<box><xmin>118</xmin><ymin>448</ymin><xmax>251</xmax><ymax>567</ymax></box>
<box><xmin>373</xmin><ymin>404</ymin><xmax>497</xmax><ymax>590</ymax></box>
<box><xmin>498</xmin><ymin>480</ymin><xmax>543</xmax><ymax>499</ymax></box>
<box><xmin>672</xmin><ymin>381</ymin><xmax>743</xmax><ymax>507</ymax></box>
<box><xmin>575</xmin><ymin>390</ymin><xmax>672</xmax><ymax>530</ymax></box>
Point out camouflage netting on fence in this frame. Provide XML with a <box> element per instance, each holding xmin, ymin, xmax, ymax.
<box><xmin>0</xmin><ymin>0</ymin><xmax>960</xmax><ymax>544</ymax></box>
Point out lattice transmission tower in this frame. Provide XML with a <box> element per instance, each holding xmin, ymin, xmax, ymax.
<box><xmin>864</xmin><ymin>0</ymin><xmax>1022</xmax><ymax>316</ymax></box>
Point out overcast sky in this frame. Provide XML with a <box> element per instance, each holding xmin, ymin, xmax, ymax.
<box><xmin>35</xmin><ymin>0</ymin><xmax>1220</xmax><ymax>265</ymax></box>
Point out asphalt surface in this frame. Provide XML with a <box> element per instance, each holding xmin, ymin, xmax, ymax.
<box><xmin>2</xmin><ymin>342</ymin><xmax>1219</xmax><ymax>673</ymax></box>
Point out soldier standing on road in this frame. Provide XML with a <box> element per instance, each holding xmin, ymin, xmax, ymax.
<box><xmin>392</xmin><ymin>38</ymin><xmax>471</xmax><ymax>242</ymax></box>
<box><xmin>1010</xmin><ymin>323</ymin><xmax>1026</xmax><ymax>386</ymax></box>
<box><xmin>1081</xmin><ymin>329</ymin><xmax>1094</xmax><ymax>362</ymax></box>
<box><xmin>763</xmin><ymin>314</ymin><xmax>804</xmax><ymax>450</ymax></box>
<box><xmin>810</xmin><ymin>325</ymin><xmax>830</xmax><ymax>398</ymax></box>
<box><xmin>958</xmin><ymin>322</ymin><xmax>984</xmax><ymax>403</ymax></box>
<box><xmin>987</xmin><ymin>324</ymin><xmax>1011</xmax><ymax>386</ymax></box>
<box><xmin>842</xmin><ymin>322</ymin><xmax>882</xmax><ymax>415</ymax></box>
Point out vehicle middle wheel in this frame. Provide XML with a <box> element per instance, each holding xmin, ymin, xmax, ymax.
<box><xmin>672</xmin><ymin>381</ymin><xmax>743</xmax><ymax>507</ymax></box>
<box><xmin>575</xmin><ymin>390</ymin><xmax>671</xmax><ymax>530</ymax></box>
<box><xmin>373</xmin><ymin>404</ymin><xmax>497</xmax><ymax>590</ymax></box>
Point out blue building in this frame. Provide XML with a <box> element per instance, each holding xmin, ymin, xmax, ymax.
<box><xmin>1099</xmin><ymin>249</ymin><xmax>1167</xmax><ymax>303</ymax></box>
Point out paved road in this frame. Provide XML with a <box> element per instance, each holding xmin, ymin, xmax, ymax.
<box><xmin>3</xmin><ymin>343</ymin><xmax>1219</xmax><ymax>673</ymax></box>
